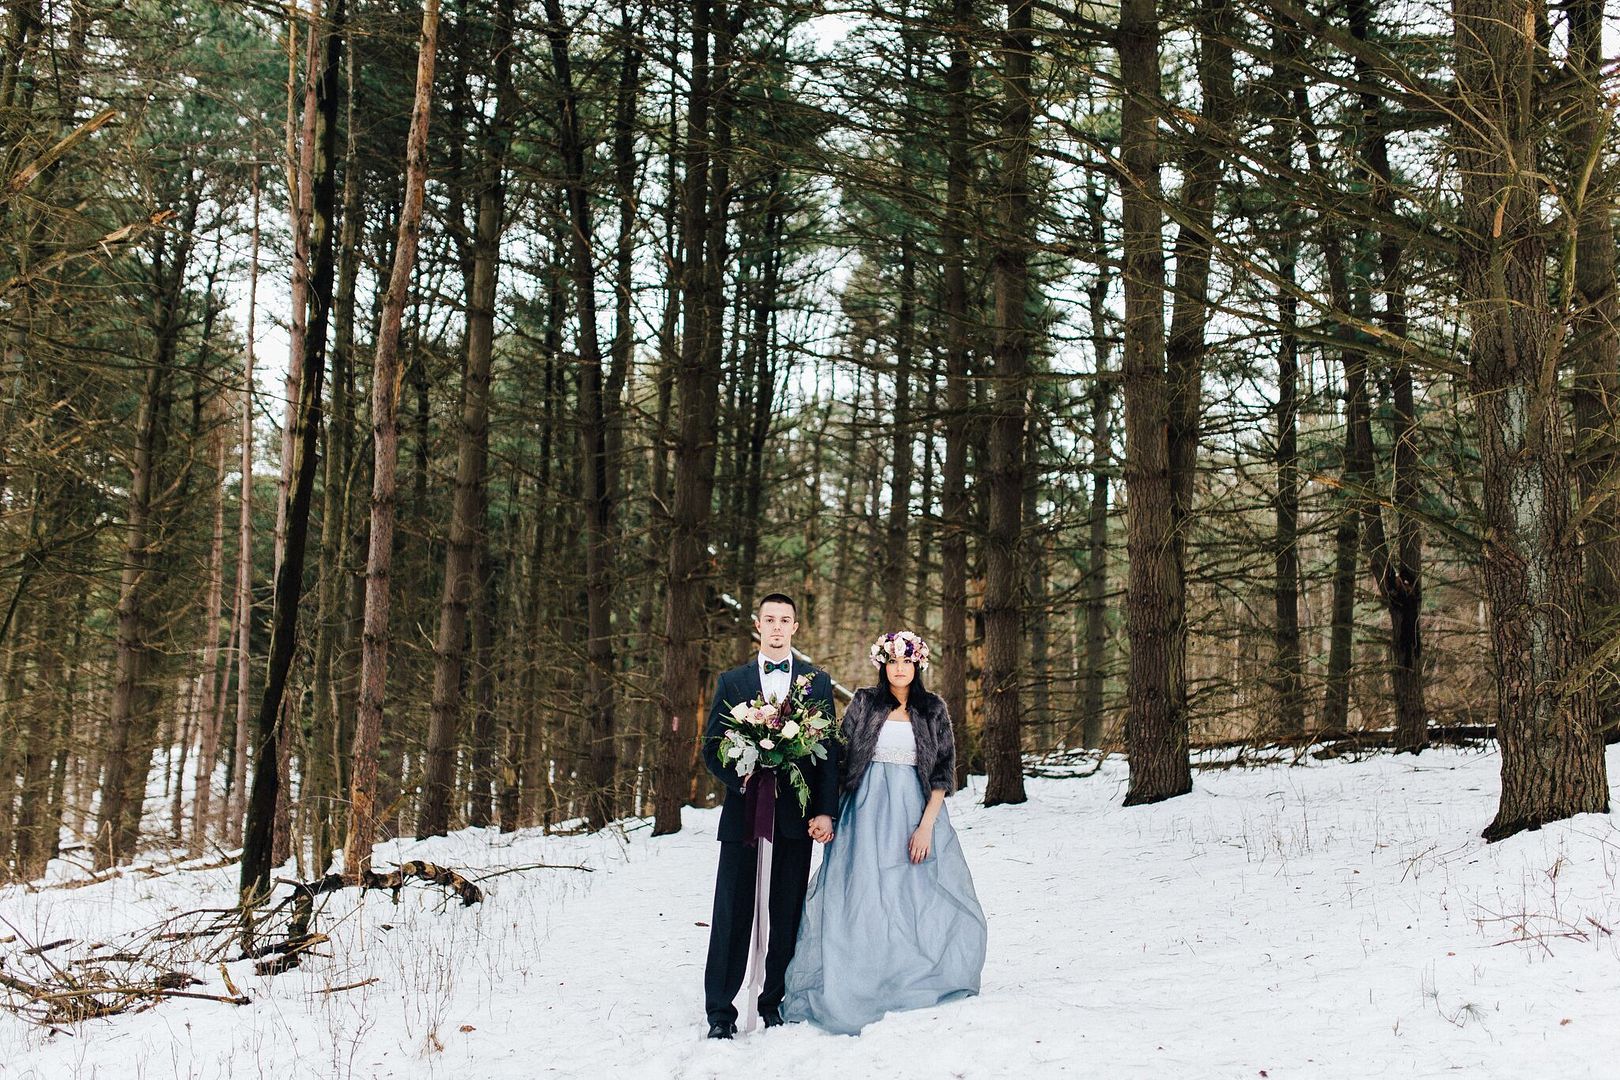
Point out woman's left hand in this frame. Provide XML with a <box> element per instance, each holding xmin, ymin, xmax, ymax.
<box><xmin>908</xmin><ymin>823</ymin><xmax>933</xmax><ymax>863</ymax></box>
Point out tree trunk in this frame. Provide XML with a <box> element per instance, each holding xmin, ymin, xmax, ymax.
<box><xmin>1565</xmin><ymin>0</ymin><xmax>1620</xmax><ymax>738</ymax></box>
<box><xmin>542</xmin><ymin>0</ymin><xmax>617</xmax><ymax>832</ymax></box>
<box><xmin>882</xmin><ymin>232</ymin><xmax>916</xmax><ymax>630</ymax></box>
<box><xmin>14</xmin><ymin>600</ymin><xmax>56</xmax><ymax>878</ymax></box>
<box><xmin>419</xmin><ymin>0</ymin><xmax>513</xmax><ymax>839</ymax></box>
<box><xmin>1452</xmin><ymin>0</ymin><xmax>1609</xmax><ymax>840</ymax></box>
<box><xmin>466</xmin><ymin>541</ymin><xmax>498</xmax><ymax>827</ymax></box>
<box><xmin>240</xmin><ymin>0</ymin><xmax>344</xmax><ymax>903</ymax></box>
<box><xmin>1119</xmin><ymin>0</ymin><xmax>1190</xmax><ymax>805</ymax></box>
<box><xmin>96</xmin><ymin>177</ymin><xmax>200</xmax><ymax>867</ymax></box>
<box><xmin>735</xmin><ymin>169</ymin><xmax>784</xmax><ymax>650</ymax></box>
<box><xmin>1080</xmin><ymin>179</ymin><xmax>1113</xmax><ymax>750</ymax></box>
<box><xmin>981</xmin><ymin>0</ymin><xmax>1032</xmax><ymax>807</ymax></box>
<box><xmin>228</xmin><ymin>163</ymin><xmax>262</xmax><ymax>848</ymax></box>
<box><xmin>1024</xmin><ymin>411</ymin><xmax>1048</xmax><ymax>737</ymax></box>
<box><xmin>1161</xmin><ymin>0</ymin><xmax>1232</xmax><ymax>741</ymax></box>
<box><xmin>95</xmin><ymin>358</ymin><xmax>166</xmax><ymax>870</ymax></box>
<box><xmin>343</xmin><ymin>0</ymin><xmax>441</xmax><ymax>881</ymax></box>
<box><xmin>1291</xmin><ymin>80</ymin><xmax>1360</xmax><ymax>736</ymax></box>
<box><xmin>654</xmin><ymin>0</ymin><xmax>724</xmax><ymax>836</ymax></box>
<box><xmin>1350</xmin><ymin>0</ymin><xmax>1425</xmax><ymax>752</ymax></box>
<box><xmin>913</xmin><ymin>352</ymin><xmax>938</xmax><ymax>634</ymax></box>
<box><xmin>309</xmin><ymin>39</ymin><xmax>365</xmax><ymax>869</ymax></box>
<box><xmin>189</xmin><ymin>403</ymin><xmax>230</xmax><ymax>855</ymax></box>
<box><xmin>1272</xmin><ymin>235</ymin><xmax>1302</xmax><ymax>739</ymax></box>
<box><xmin>1266</xmin><ymin>30</ymin><xmax>1302</xmax><ymax>740</ymax></box>
<box><xmin>939</xmin><ymin>0</ymin><xmax>975</xmax><ymax>788</ymax></box>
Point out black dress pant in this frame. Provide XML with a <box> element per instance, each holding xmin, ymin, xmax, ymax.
<box><xmin>703</xmin><ymin>837</ymin><xmax>814</xmax><ymax>1024</ymax></box>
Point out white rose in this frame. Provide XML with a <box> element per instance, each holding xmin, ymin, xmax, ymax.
<box><xmin>780</xmin><ymin>721</ymin><xmax>800</xmax><ymax>739</ymax></box>
<box><xmin>730</xmin><ymin>701</ymin><xmax>752</xmax><ymax>722</ymax></box>
<box><xmin>759</xmin><ymin>738</ymin><xmax>775</xmax><ymax>750</ymax></box>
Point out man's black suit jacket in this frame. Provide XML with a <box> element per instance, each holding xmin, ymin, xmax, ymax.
<box><xmin>702</xmin><ymin>656</ymin><xmax>841</xmax><ymax>843</ymax></box>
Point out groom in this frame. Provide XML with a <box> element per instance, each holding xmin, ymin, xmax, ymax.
<box><xmin>702</xmin><ymin>593</ymin><xmax>840</xmax><ymax>1039</ymax></box>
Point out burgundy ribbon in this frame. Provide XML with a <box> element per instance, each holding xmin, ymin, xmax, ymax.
<box><xmin>743</xmin><ymin>768</ymin><xmax>776</xmax><ymax>847</ymax></box>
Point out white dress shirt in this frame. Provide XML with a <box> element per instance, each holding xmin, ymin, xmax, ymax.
<box><xmin>757</xmin><ymin>651</ymin><xmax>793</xmax><ymax>703</ymax></box>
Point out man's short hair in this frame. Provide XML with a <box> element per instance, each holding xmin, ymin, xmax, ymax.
<box><xmin>756</xmin><ymin>592</ymin><xmax>797</xmax><ymax>616</ymax></box>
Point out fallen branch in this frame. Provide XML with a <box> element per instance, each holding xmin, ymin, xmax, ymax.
<box><xmin>0</xmin><ymin>963</ymin><xmax>245</xmax><ymax>1024</ymax></box>
<box><xmin>470</xmin><ymin>861</ymin><xmax>594</xmax><ymax>882</ymax></box>
<box><xmin>360</xmin><ymin>861</ymin><xmax>485</xmax><ymax>906</ymax></box>
<box><xmin>317</xmin><ymin>977</ymin><xmax>379</xmax><ymax>995</ymax></box>
<box><xmin>1</xmin><ymin>857</ymin><xmax>490</xmax><ymax>1027</ymax></box>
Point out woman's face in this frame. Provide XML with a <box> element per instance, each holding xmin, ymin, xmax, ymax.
<box><xmin>885</xmin><ymin>659</ymin><xmax>916</xmax><ymax>689</ymax></box>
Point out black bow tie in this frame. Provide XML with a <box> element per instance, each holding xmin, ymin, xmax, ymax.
<box><xmin>762</xmin><ymin>659</ymin><xmax>791</xmax><ymax>675</ymax></box>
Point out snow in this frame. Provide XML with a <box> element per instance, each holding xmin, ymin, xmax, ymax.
<box><xmin>3</xmin><ymin>746</ymin><xmax>1616</xmax><ymax>1079</ymax></box>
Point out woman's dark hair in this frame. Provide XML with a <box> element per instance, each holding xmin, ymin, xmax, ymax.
<box><xmin>874</xmin><ymin>662</ymin><xmax>929</xmax><ymax>712</ymax></box>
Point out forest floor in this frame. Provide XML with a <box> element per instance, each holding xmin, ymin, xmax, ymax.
<box><xmin>2</xmin><ymin>744</ymin><xmax>1615</xmax><ymax>1079</ymax></box>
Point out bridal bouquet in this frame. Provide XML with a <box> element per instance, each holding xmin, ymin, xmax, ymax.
<box><xmin>715</xmin><ymin>672</ymin><xmax>837</xmax><ymax>813</ymax></box>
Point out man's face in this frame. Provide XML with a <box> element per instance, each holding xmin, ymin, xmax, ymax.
<box><xmin>755</xmin><ymin>601</ymin><xmax>797</xmax><ymax>652</ymax></box>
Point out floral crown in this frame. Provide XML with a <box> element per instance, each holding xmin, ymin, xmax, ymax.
<box><xmin>869</xmin><ymin>630</ymin><xmax>930</xmax><ymax>670</ymax></box>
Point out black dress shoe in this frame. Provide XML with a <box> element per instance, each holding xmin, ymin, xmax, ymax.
<box><xmin>761</xmin><ymin>1006</ymin><xmax>784</xmax><ymax>1028</ymax></box>
<box><xmin>706</xmin><ymin>1020</ymin><xmax>736</xmax><ymax>1040</ymax></box>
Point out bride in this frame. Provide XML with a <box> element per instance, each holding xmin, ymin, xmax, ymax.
<box><xmin>782</xmin><ymin>631</ymin><xmax>988</xmax><ymax>1034</ymax></box>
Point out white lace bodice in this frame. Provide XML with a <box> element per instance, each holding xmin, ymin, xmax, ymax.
<box><xmin>872</xmin><ymin>719</ymin><xmax>917</xmax><ymax>766</ymax></box>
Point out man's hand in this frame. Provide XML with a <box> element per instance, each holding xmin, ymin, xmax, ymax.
<box><xmin>807</xmin><ymin>814</ymin><xmax>834</xmax><ymax>843</ymax></box>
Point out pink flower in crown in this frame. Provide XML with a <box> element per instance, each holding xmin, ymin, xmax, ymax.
<box><xmin>869</xmin><ymin>629</ymin><xmax>931</xmax><ymax>670</ymax></box>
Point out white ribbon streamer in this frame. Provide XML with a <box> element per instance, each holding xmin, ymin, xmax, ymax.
<box><xmin>731</xmin><ymin>835</ymin><xmax>773</xmax><ymax>1033</ymax></box>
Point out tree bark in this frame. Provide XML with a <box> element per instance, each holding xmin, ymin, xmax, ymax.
<box><xmin>1266</xmin><ymin>25</ymin><xmax>1302</xmax><ymax>739</ymax></box>
<box><xmin>228</xmin><ymin>162</ymin><xmax>262</xmax><ymax>847</ymax></box>
<box><xmin>466</xmin><ymin>540</ymin><xmax>498</xmax><ymax>827</ymax></box>
<box><xmin>14</xmin><ymin>597</ymin><xmax>59</xmax><ymax>878</ymax></box>
<box><xmin>309</xmin><ymin>37</ymin><xmax>365</xmax><ymax>869</ymax></box>
<box><xmin>939</xmin><ymin>0</ymin><xmax>975</xmax><ymax>788</ymax></box>
<box><xmin>342</xmin><ymin>0</ymin><xmax>441</xmax><ymax>881</ymax></box>
<box><xmin>1452</xmin><ymin>0</ymin><xmax>1609</xmax><ymax>840</ymax></box>
<box><xmin>735</xmin><ymin>169</ymin><xmax>784</xmax><ymax>653</ymax></box>
<box><xmin>1272</xmin><ymin>236</ymin><xmax>1302</xmax><ymax>738</ymax></box>
<box><xmin>1024</xmin><ymin>411</ymin><xmax>1048</xmax><ymax>738</ymax></box>
<box><xmin>1291</xmin><ymin>78</ymin><xmax>1360</xmax><ymax>736</ymax></box>
<box><xmin>1565</xmin><ymin>0</ymin><xmax>1620</xmax><ymax>738</ymax></box>
<box><xmin>1350</xmin><ymin>0</ymin><xmax>1425</xmax><ymax>752</ymax></box>
<box><xmin>189</xmin><ymin>400</ymin><xmax>231</xmax><ymax>856</ymax></box>
<box><xmin>96</xmin><ymin>176</ymin><xmax>200</xmax><ymax>868</ymax></box>
<box><xmin>981</xmin><ymin>0</ymin><xmax>1032</xmax><ymax>807</ymax></box>
<box><xmin>654</xmin><ymin>0</ymin><xmax>726</xmax><ymax>836</ymax></box>
<box><xmin>1119</xmin><ymin>0</ymin><xmax>1190</xmax><ymax>805</ymax></box>
<box><xmin>882</xmin><ymin>231</ymin><xmax>916</xmax><ymax>630</ymax></box>
<box><xmin>540</xmin><ymin>0</ymin><xmax>619</xmax><ymax>832</ymax></box>
<box><xmin>419</xmin><ymin>0</ymin><xmax>513</xmax><ymax>839</ymax></box>
<box><xmin>1161</xmin><ymin>0</ymin><xmax>1233</xmax><ymax>738</ymax></box>
<box><xmin>240</xmin><ymin>0</ymin><xmax>344</xmax><ymax>902</ymax></box>
<box><xmin>95</xmin><ymin>358</ymin><xmax>166</xmax><ymax>869</ymax></box>
<box><xmin>1080</xmin><ymin>179</ymin><xmax>1113</xmax><ymax>750</ymax></box>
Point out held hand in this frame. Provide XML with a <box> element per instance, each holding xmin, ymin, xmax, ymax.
<box><xmin>908</xmin><ymin>823</ymin><xmax>933</xmax><ymax>863</ymax></box>
<box><xmin>808</xmin><ymin>814</ymin><xmax>834</xmax><ymax>843</ymax></box>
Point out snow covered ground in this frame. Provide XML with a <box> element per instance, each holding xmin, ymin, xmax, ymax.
<box><xmin>3</xmin><ymin>745</ymin><xmax>1616</xmax><ymax>1079</ymax></box>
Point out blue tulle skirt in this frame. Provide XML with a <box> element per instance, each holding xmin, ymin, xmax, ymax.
<box><xmin>781</xmin><ymin>762</ymin><xmax>987</xmax><ymax>1035</ymax></box>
